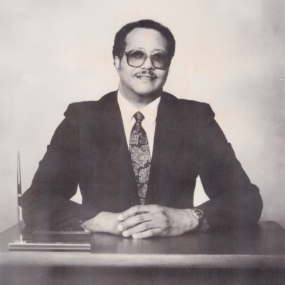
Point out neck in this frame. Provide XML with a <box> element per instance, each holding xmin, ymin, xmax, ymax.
<box><xmin>118</xmin><ymin>84</ymin><xmax>162</xmax><ymax>110</ymax></box>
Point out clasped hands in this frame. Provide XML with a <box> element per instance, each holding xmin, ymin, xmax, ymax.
<box><xmin>81</xmin><ymin>205</ymin><xmax>199</xmax><ymax>239</ymax></box>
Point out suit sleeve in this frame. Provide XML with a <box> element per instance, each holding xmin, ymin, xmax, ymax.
<box><xmin>197</xmin><ymin>104</ymin><xmax>263</xmax><ymax>229</ymax></box>
<box><xmin>20</xmin><ymin>103</ymin><xmax>100</xmax><ymax>231</ymax></box>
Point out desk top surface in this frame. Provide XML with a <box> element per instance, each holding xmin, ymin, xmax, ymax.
<box><xmin>1</xmin><ymin>221</ymin><xmax>285</xmax><ymax>269</ymax></box>
<box><xmin>91</xmin><ymin>221</ymin><xmax>285</xmax><ymax>255</ymax></box>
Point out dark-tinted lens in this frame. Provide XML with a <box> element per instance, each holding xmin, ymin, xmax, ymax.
<box><xmin>151</xmin><ymin>53</ymin><xmax>169</xmax><ymax>69</ymax></box>
<box><xmin>127</xmin><ymin>51</ymin><xmax>146</xmax><ymax>67</ymax></box>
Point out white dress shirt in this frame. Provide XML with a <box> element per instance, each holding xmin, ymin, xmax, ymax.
<box><xmin>117</xmin><ymin>91</ymin><xmax>161</xmax><ymax>157</ymax></box>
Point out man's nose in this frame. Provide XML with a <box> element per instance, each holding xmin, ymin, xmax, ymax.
<box><xmin>141</xmin><ymin>56</ymin><xmax>155</xmax><ymax>69</ymax></box>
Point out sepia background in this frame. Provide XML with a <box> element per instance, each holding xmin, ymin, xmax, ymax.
<box><xmin>0</xmin><ymin>0</ymin><xmax>284</xmax><ymax>232</ymax></box>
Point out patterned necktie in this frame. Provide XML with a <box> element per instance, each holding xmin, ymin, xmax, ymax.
<box><xmin>129</xmin><ymin>112</ymin><xmax>151</xmax><ymax>205</ymax></box>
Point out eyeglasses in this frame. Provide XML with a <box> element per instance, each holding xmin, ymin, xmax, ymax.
<box><xmin>124</xmin><ymin>50</ymin><xmax>170</xmax><ymax>70</ymax></box>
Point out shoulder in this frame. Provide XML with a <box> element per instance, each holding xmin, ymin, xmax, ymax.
<box><xmin>162</xmin><ymin>91</ymin><xmax>215</xmax><ymax>120</ymax></box>
<box><xmin>63</xmin><ymin>91</ymin><xmax>117</xmax><ymax>121</ymax></box>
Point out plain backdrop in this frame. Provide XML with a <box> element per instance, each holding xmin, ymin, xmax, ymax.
<box><xmin>0</xmin><ymin>0</ymin><xmax>284</xmax><ymax>232</ymax></box>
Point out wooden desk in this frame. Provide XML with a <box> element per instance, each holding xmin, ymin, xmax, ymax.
<box><xmin>1</xmin><ymin>221</ymin><xmax>285</xmax><ymax>284</ymax></box>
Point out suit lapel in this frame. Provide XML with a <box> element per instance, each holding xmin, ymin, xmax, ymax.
<box><xmin>93</xmin><ymin>93</ymin><xmax>139</xmax><ymax>207</ymax></box>
<box><xmin>146</xmin><ymin>93</ymin><xmax>185</xmax><ymax>205</ymax></box>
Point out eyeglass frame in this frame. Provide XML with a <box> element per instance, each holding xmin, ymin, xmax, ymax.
<box><xmin>124</xmin><ymin>50</ymin><xmax>170</xmax><ymax>70</ymax></box>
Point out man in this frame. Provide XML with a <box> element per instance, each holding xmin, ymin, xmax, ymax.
<box><xmin>21</xmin><ymin>20</ymin><xmax>263</xmax><ymax>239</ymax></box>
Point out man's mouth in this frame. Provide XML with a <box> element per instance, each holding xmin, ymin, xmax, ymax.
<box><xmin>135</xmin><ymin>71</ymin><xmax>157</xmax><ymax>80</ymax></box>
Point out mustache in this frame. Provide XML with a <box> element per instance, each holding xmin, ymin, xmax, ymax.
<box><xmin>135</xmin><ymin>70</ymin><xmax>157</xmax><ymax>78</ymax></box>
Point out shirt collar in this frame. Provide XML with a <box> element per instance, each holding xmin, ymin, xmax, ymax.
<box><xmin>117</xmin><ymin>90</ymin><xmax>161</xmax><ymax>125</ymax></box>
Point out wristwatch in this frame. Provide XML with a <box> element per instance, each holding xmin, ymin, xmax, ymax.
<box><xmin>192</xmin><ymin>208</ymin><xmax>205</xmax><ymax>230</ymax></box>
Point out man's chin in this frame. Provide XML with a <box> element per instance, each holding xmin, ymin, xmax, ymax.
<box><xmin>133</xmin><ymin>87</ymin><xmax>162</xmax><ymax>98</ymax></box>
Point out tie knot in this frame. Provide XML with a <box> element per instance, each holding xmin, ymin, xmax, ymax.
<box><xmin>134</xmin><ymin>112</ymin><xmax>144</xmax><ymax>124</ymax></box>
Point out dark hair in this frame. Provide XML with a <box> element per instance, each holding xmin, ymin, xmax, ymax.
<box><xmin>112</xmin><ymin>19</ymin><xmax>175</xmax><ymax>62</ymax></box>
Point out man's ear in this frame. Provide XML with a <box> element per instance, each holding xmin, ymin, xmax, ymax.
<box><xmin>114</xmin><ymin>56</ymin><xmax>121</xmax><ymax>75</ymax></box>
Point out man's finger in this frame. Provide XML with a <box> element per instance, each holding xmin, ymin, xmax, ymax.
<box><xmin>118</xmin><ymin>205</ymin><xmax>162</xmax><ymax>221</ymax></box>
<box><xmin>132</xmin><ymin>228</ymin><xmax>162</xmax><ymax>239</ymax></box>
<box><xmin>117</xmin><ymin>213</ymin><xmax>153</xmax><ymax>232</ymax></box>
<box><xmin>121</xmin><ymin>220</ymin><xmax>157</xmax><ymax>237</ymax></box>
<box><xmin>118</xmin><ymin>205</ymin><xmax>148</xmax><ymax>221</ymax></box>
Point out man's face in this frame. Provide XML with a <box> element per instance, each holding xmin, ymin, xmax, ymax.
<box><xmin>115</xmin><ymin>28</ymin><xmax>170</xmax><ymax>97</ymax></box>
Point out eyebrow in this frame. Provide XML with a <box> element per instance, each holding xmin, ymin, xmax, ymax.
<box><xmin>129</xmin><ymin>47</ymin><xmax>167</xmax><ymax>53</ymax></box>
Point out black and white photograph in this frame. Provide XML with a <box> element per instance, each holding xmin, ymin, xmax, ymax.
<box><xmin>0</xmin><ymin>0</ymin><xmax>284</xmax><ymax>284</ymax></box>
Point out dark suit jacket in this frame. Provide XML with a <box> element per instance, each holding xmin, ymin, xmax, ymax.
<box><xmin>21</xmin><ymin>91</ymin><xmax>263</xmax><ymax>231</ymax></box>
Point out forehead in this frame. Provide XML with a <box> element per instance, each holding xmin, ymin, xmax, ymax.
<box><xmin>125</xmin><ymin>28</ymin><xmax>168</xmax><ymax>52</ymax></box>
